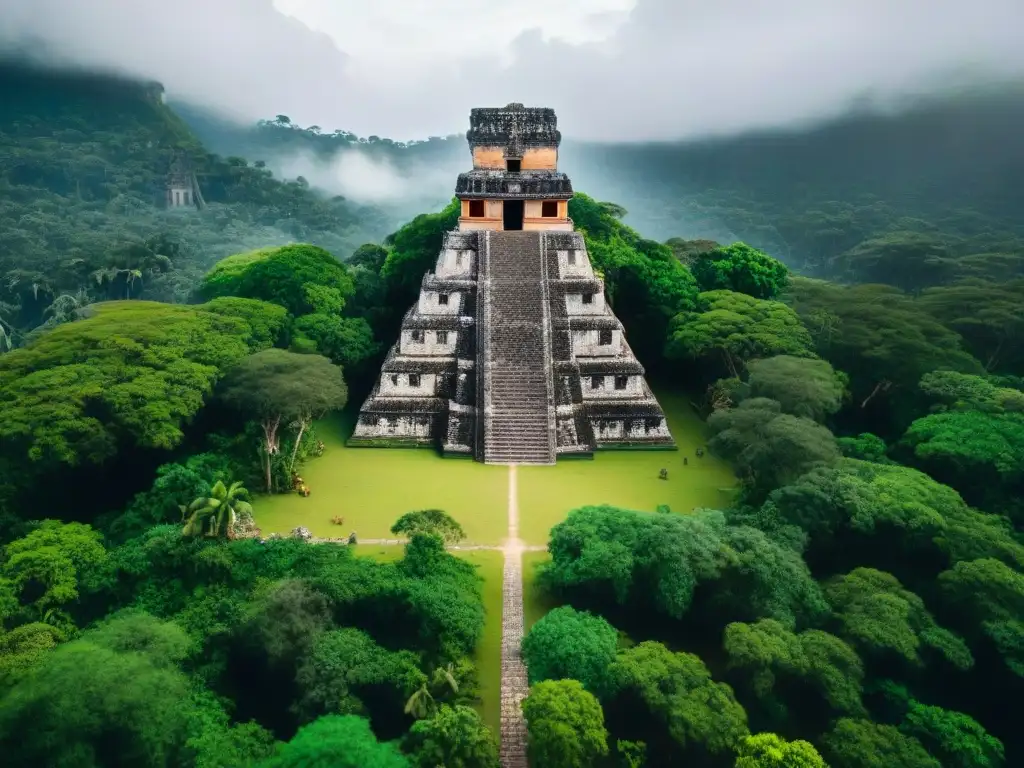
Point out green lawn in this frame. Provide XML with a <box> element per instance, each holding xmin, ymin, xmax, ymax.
<box><xmin>457</xmin><ymin>549</ymin><xmax>504</xmax><ymax>734</ymax></box>
<box><xmin>255</xmin><ymin>416</ymin><xmax>508</xmax><ymax>545</ymax></box>
<box><xmin>517</xmin><ymin>389</ymin><xmax>736</xmax><ymax>545</ymax></box>
<box><xmin>352</xmin><ymin>544</ymin><xmax>504</xmax><ymax>734</ymax></box>
<box><xmin>523</xmin><ymin>551</ymin><xmax>557</xmax><ymax>633</ymax></box>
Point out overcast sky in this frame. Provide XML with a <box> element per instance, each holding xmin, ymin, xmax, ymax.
<box><xmin>1</xmin><ymin>0</ymin><xmax>1023</xmax><ymax>141</ymax></box>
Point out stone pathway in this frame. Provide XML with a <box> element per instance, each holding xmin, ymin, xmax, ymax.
<box><xmin>288</xmin><ymin>464</ymin><xmax>535</xmax><ymax>766</ymax></box>
<box><xmin>500</xmin><ymin>464</ymin><xmax>530</xmax><ymax>768</ymax></box>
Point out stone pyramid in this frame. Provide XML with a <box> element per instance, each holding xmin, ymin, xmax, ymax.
<box><xmin>349</xmin><ymin>104</ymin><xmax>676</xmax><ymax>464</ymax></box>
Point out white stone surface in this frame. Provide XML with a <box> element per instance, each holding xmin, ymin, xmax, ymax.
<box><xmin>379</xmin><ymin>371</ymin><xmax>437</xmax><ymax>397</ymax></box>
<box><xmin>581</xmin><ymin>374</ymin><xmax>643</xmax><ymax>399</ymax></box>
<box><xmin>418</xmin><ymin>290</ymin><xmax>461</xmax><ymax>316</ymax></box>
<box><xmin>167</xmin><ymin>185</ymin><xmax>192</xmax><ymax>207</ymax></box>
<box><xmin>436</xmin><ymin>248</ymin><xmax>476</xmax><ymax>277</ymax></box>
<box><xmin>353</xmin><ymin>415</ymin><xmax>432</xmax><ymax>438</ymax></box>
<box><xmin>400</xmin><ymin>329</ymin><xmax>458</xmax><ymax>356</ymax></box>
<box><xmin>565</xmin><ymin>291</ymin><xmax>606</xmax><ymax>315</ymax></box>
<box><xmin>556</xmin><ymin>249</ymin><xmax>594</xmax><ymax>278</ymax></box>
<box><xmin>572</xmin><ymin>328</ymin><xmax>622</xmax><ymax>357</ymax></box>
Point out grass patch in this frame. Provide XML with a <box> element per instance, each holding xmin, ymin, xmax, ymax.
<box><xmin>517</xmin><ymin>389</ymin><xmax>736</xmax><ymax>545</ymax></box>
<box><xmin>255</xmin><ymin>415</ymin><xmax>508</xmax><ymax>545</ymax></box>
<box><xmin>350</xmin><ymin>544</ymin><xmax>504</xmax><ymax>735</ymax></box>
<box><xmin>455</xmin><ymin>549</ymin><xmax>504</xmax><ymax>734</ymax></box>
<box><xmin>523</xmin><ymin>551</ymin><xmax>558</xmax><ymax>633</ymax></box>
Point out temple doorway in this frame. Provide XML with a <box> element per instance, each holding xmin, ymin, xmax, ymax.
<box><xmin>503</xmin><ymin>200</ymin><xmax>524</xmax><ymax>230</ymax></box>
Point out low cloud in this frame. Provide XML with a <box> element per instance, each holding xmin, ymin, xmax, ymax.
<box><xmin>274</xmin><ymin>147</ymin><xmax>459</xmax><ymax>208</ymax></box>
<box><xmin>1</xmin><ymin>0</ymin><xmax>1022</xmax><ymax>141</ymax></box>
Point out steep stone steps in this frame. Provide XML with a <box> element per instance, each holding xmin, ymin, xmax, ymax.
<box><xmin>480</xmin><ymin>231</ymin><xmax>555</xmax><ymax>465</ymax></box>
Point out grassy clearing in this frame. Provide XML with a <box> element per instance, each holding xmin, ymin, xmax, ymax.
<box><xmin>352</xmin><ymin>544</ymin><xmax>504</xmax><ymax>734</ymax></box>
<box><xmin>522</xmin><ymin>550</ymin><xmax>557</xmax><ymax>633</ymax></box>
<box><xmin>255</xmin><ymin>416</ymin><xmax>508</xmax><ymax>545</ymax></box>
<box><xmin>456</xmin><ymin>549</ymin><xmax>504</xmax><ymax>734</ymax></box>
<box><xmin>517</xmin><ymin>389</ymin><xmax>736</xmax><ymax>545</ymax></box>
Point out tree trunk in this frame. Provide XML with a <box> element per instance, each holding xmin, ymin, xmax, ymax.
<box><xmin>262</xmin><ymin>415</ymin><xmax>281</xmax><ymax>492</ymax></box>
<box><xmin>722</xmin><ymin>348</ymin><xmax>740</xmax><ymax>379</ymax></box>
<box><xmin>288</xmin><ymin>418</ymin><xmax>309</xmax><ymax>476</ymax></box>
<box><xmin>985</xmin><ymin>337</ymin><xmax>1004</xmax><ymax>372</ymax></box>
<box><xmin>860</xmin><ymin>380</ymin><xmax>892</xmax><ymax>409</ymax></box>
<box><xmin>190</xmin><ymin>171</ymin><xmax>207</xmax><ymax>209</ymax></box>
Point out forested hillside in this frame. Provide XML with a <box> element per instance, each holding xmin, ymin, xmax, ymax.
<box><xmin>0</xmin><ymin>62</ymin><xmax>396</xmax><ymax>343</ymax></box>
<box><xmin>180</xmin><ymin>86</ymin><xmax>1024</xmax><ymax>283</ymax></box>
<box><xmin>1</xmin><ymin>59</ymin><xmax>1023</xmax><ymax>768</ymax></box>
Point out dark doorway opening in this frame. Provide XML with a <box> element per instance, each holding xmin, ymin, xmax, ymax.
<box><xmin>503</xmin><ymin>200</ymin><xmax>524</xmax><ymax>230</ymax></box>
<box><xmin>506</xmin><ymin>158</ymin><xmax>521</xmax><ymax>172</ymax></box>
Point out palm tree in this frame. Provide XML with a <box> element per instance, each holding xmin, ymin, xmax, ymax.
<box><xmin>404</xmin><ymin>662</ymin><xmax>462</xmax><ymax>720</ymax></box>
<box><xmin>182</xmin><ymin>480</ymin><xmax>253</xmax><ymax>539</ymax></box>
<box><xmin>404</xmin><ymin>683</ymin><xmax>436</xmax><ymax>720</ymax></box>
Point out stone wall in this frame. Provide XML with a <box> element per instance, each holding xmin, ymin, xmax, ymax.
<box><xmin>362</xmin><ymin>414</ymin><xmax>434</xmax><ymax>438</ymax></box>
<box><xmin>565</xmin><ymin>291</ymin><xmax>606</xmax><ymax>315</ymax></box>
<box><xmin>436</xmin><ymin>248</ymin><xmax>476</xmax><ymax>277</ymax></box>
<box><xmin>556</xmin><ymin>249</ymin><xmax>594</xmax><ymax>278</ymax></box>
<box><xmin>167</xmin><ymin>185</ymin><xmax>192</xmax><ymax>207</ymax></box>
<box><xmin>472</xmin><ymin>146</ymin><xmax>505</xmax><ymax>169</ymax></box>
<box><xmin>581</xmin><ymin>374</ymin><xmax>644</xmax><ymax>399</ymax></box>
<box><xmin>521</xmin><ymin>147</ymin><xmax>558</xmax><ymax>170</ymax></box>
<box><xmin>572</xmin><ymin>329</ymin><xmax>622</xmax><ymax>357</ymax></box>
<box><xmin>379</xmin><ymin>372</ymin><xmax>438</xmax><ymax>397</ymax></box>
<box><xmin>523</xmin><ymin>220</ymin><xmax>573</xmax><ymax>232</ymax></box>
<box><xmin>459</xmin><ymin>218</ymin><xmax>504</xmax><ymax>232</ymax></box>
<box><xmin>592</xmin><ymin>417</ymin><xmax>670</xmax><ymax>441</ymax></box>
<box><xmin>418</xmin><ymin>291</ymin><xmax>462</xmax><ymax>316</ymax></box>
<box><xmin>400</xmin><ymin>329</ymin><xmax>459</xmax><ymax>356</ymax></box>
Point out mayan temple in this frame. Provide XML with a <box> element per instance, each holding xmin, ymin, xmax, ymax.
<box><xmin>349</xmin><ymin>103</ymin><xmax>675</xmax><ymax>463</ymax></box>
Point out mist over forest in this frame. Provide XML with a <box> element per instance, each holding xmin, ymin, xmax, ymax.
<box><xmin>176</xmin><ymin>84</ymin><xmax>1024</xmax><ymax>272</ymax></box>
<box><xmin>1</xmin><ymin>8</ymin><xmax>1024</xmax><ymax>764</ymax></box>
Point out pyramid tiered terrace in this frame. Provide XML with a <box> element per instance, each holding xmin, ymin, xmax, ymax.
<box><xmin>349</xmin><ymin>104</ymin><xmax>676</xmax><ymax>463</ymax></box>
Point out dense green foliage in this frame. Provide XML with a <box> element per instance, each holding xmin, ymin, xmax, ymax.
<box><xmin>0</xmin><ymin>64</ymin><xmax>393</xmax><ymax>344</ymax></box>
<box><xmin>524</xmin><ymin>185</ymin><xmax>1023</xmax><ymax>764</ymax></box>
<box><xmin>690</xmin><ymin>242</ymin><xmax>790</xmax><ymax>300</ymax></box>
<box><xmin>3</xmin><ymin>60</ymin><xmax>1024</xmax><ymax>768</ymax></box>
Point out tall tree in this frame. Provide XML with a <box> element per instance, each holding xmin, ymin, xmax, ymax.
<box><xmin>742</xmin><ymin>355</ymin><xmax>847</xmax><ymax>422</ymax></box>
<box><xmin>403</xmin><ymin>705</ymin><xmax>499</xmax><ymax>768</ymax></box>
<box><xmin>522</xmin><ymin>679</ymin><xmax>609</xmax><ymax>768</ymax></box>
<box><xmin>900</xmin><ymin>700</ymin><xmax>1005</xmax><ymax>768</ymax></box>
<box><xmin>0</xmin><ymin>300</ymin><xmax>285</xmax><ymax>470</ymax></box>
<box><xmin>605</xmin><ymin>641</ymin><xmax>749</xmax><ymax>761</ymax></box>
<box><xmin>708</xmin><ymin>398</ymin><xmax>840</xmax><ymax>497</ymax></box>
<box><xmin>258</xmin><ymin>715</ymin><xmax>408</xmax><ymax>768</ymax></box>
<box><xmin>521</xmin><ymin>606</ymin><xmax>618</xmax><ymax>693</ymax></box>
<box><xmin>181</xmin><ymin>479</ymin><xmax>254</xmax><ymax>539</ymax></box>
<box><xmin>691</xmin><ymin>242</ymin><xmax>790</xmax><ymax>300</ymax></box>
<box><xmin>390</xmin><ymin>509</ymin><xmax>466</xmax><ymax>545</ymax></box>
<box><xmin>201</xmin><ymin>244</ymin><xmax>355</xmax><ymax>317</ymax></box>
<box><xmin>219</xmin><ymin>349</ymin><xmax>348</xmax><ymax>491</ymax></box>
<box><xmin>825</xmin><ymin>568</ymin><xmax>973</xmax><ymax>672</ymax></box>
<box><xmin>668</xmin><ymin>290</ymin><xmax>815</xmax><ymax>379</ymax></box>
<box><xmin>734</xmin><ymin>732</ymin><xmax>827</xmax><ymax>767</ymax></box>
<box><xmin>822</xmin><ymin>718</ymin><xmax>940</xmax><ymax>768</ymax></box>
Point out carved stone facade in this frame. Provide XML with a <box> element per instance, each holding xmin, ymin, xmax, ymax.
<box><xmin>166</xmin><ymin>154</ymin><xmax>196</xmax><ymax>209</ymax></box>
<box><xmin>350</xmin><ymin>105</ymin><xmax>675</xmax><ymax>462</ymax></box>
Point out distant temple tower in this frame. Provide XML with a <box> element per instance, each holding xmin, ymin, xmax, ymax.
<box><xmin>166</xmin><ymin>154</ymin><xmax>195</xmax><ymax>209</ymax></box>
<box><xmin>350</xmin><ymin>104</ymin><xmax>676</xmax><ymax>463</ymax></box>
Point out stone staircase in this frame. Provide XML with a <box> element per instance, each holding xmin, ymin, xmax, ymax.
<box><xmin>480</xmin><ymin>231</ymin><xmax>556</xmax><ymax>465</ymax></box>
